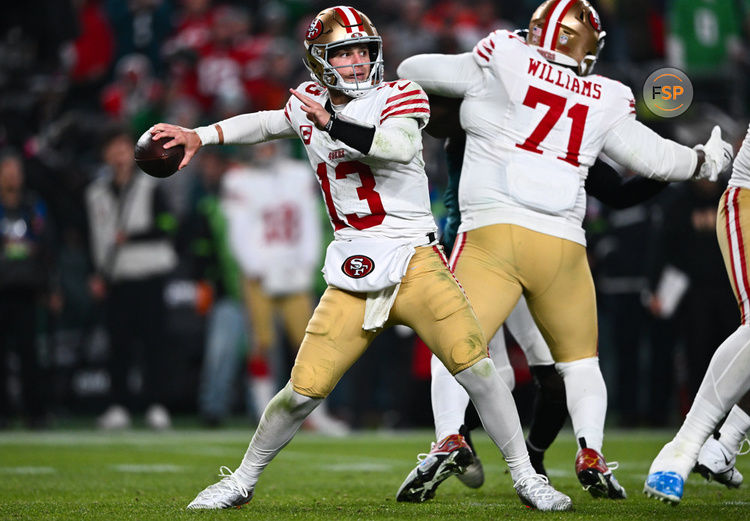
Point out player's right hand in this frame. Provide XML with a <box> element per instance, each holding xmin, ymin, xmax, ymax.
<box><xmin>694</xmin><ymin>125</ymin><xmax>734</xmax><ymax>181</ymax></box>
<box><xmin>150</xmin><ymin>123</ymin><xmax>202</xmax><ymax>170</ymax></box>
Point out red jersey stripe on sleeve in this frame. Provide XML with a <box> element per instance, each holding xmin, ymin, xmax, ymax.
<box><xmin>380</xmin><ymin>98</ymin><xmax>429</xmax><ymax>117</ymax></box>
<box><xmin>380</xmin><ymin>107</ymin><xmax>430</xmax><ymax>125</ymax></box>
<box><xmin>386</xmin><ymin>90</ymin><xmax>421</xmax><ymax>104</ymax></box>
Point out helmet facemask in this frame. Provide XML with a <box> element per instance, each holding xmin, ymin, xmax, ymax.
<box><xmin>305</xmin><ymin>38</ymin><xmax>384</xmax><ymax>98</ymax></box>
<box><xmin>303</xmin><ymin>6</ymin><xmax>384</xmax><ymax>98</ymax></box>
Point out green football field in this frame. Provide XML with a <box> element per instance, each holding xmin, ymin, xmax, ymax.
<box><xmin>1</xmin><ymin>427</ymin><xmax>748</xmax><ymax>521</ymax></box>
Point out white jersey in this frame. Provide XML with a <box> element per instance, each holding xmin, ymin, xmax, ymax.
<box><xmin>222</xmin><ymin>157</ymin><xmax>321</xmax><ymax>296</ymax></box>
<box><xmin>284</xmin><ymin>80</ymin><xmax>437</xmax><ymax>242</ymax></box>
<box><xmin>730</xmin><ymin>122</ymin><xmax>750</xmax><ymax>190</ymax></box>
<box><xmin>459</xmin><ymin>30</ymin><xmax>635</xmax><ymax>245</ymax></box>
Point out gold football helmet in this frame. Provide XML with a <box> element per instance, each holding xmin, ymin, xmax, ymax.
<box><xmin>303</xmin><ymin>6</ymin><xmax>384</xmax><ymax>98</ymax></box>
<box><xmin>526</xmin><ymin>0</ymin><xmax>605</xmax><ymax>76</ymax></box>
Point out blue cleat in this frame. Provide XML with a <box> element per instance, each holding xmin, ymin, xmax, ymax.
<box><xmin>643</xmin><ymin>471</ymin><xmax>683</xmax><ymax>505</ymax></box>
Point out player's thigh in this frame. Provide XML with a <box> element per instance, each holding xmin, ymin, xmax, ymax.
<box><xmin>523</xmin><ymin>238</ymin><xmax>597</xmax><ymax>363</ymax></box>
<box><xmin>717</xmin><ymin>187</ymin><xmax>750</xmax><ymax>323</ymax></box>
<box><xmin>452</xmin><ymin>227</ymin><xmax>524</xmax><ymax>340</ymax></box>
<box><xmin>243</xmin><ymin>278</ymin><xmax>275</xmax><ymax>350</ymax></box>
<box><xmin>390</xmin><ymin>247</ymin><xmax>487</xmax><ymax>375</ymax></box>
<box><xmin>291</xmin><ymin>286</ymin><xmax>377</xmax><ymax>398</ymax></box>
<box><xmin>278</xmin><ymin>292</ymin><xmax>314</xmax><ymax>349</ymax></box>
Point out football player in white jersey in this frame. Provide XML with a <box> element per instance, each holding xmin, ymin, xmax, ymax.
<box><xmin>644</xmin><ymin>123</ymin><xmax>750</xmax><ymax>505</ymax></box>
<box><xmin>398</xmin><ymin>0</ymin><xmax>733</xmax><ymax>500</ymax></box>
<box><xmin>222</xmin><ymin>142</ymin><xmax>348</xmax><ymax>435</ymax></box>
<box><xmin>150</xmin><ymin>5</ymin><xmax>571</xmax><ymax>511</ymax></box>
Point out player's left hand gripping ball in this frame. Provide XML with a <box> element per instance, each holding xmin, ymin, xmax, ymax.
<box><xmin>134</xmin><ymin>129</ymin><xmax>185</xmax><ymax>178</ymax></box>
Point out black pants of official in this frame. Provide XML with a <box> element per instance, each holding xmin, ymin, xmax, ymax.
<box><xmin>105</xmin><ymin>276</ymin><xmax>168</xmax><ymax>410</ymax></box>
<box><xmin>0</xmin><ymin>289</ymin><xmax>45</xmax><ymax>419</ymax></box>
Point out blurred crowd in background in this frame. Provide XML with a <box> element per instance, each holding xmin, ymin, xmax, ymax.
<box><xmin>1</xmin><ymin>0</ymin><xmax>750</xmax><ymax>432</ymax></box>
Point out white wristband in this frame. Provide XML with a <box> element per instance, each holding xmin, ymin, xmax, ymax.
<box><xmin>194</xmin><ymin>125</ymin><xmax>220</xmax><ymax>146</ymax></box>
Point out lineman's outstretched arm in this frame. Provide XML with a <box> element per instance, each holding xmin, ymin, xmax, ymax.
<box><xmin>397</xmin><ymin>53</ymin><xmax>480</xmax><ymax>98</ymax></box>
<box><xmin>603</xmin><ymin>119</ymin><xmax>734</xmax><ymax>182</ymax></box>
<box><xmin>602</xmin><ymin>118</ymin><xmax>702</xmax><ymax>182</ymax></box>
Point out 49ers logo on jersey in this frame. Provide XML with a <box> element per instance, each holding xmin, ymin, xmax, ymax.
<box><xmin>300</xmin><ymin>125</ymin><xmax>313</xmax><ymax>144</ymax></box>
<box><xmin>306</xmin><ymin>19</ymin><xmax>323</xmax><ymax>41</ymax></box>
<box><xmin>342</xmin><ymin>255</ymin><xmax>374</xmax><ymax>278</ymax></box>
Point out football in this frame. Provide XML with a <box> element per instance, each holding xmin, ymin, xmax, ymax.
<box><xmin>134</xmin><ymin>130</ymin><xmax>185</xmax><ymax>178</ymax></box>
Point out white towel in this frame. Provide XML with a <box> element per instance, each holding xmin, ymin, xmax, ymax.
<box><xmin>363</xmin><ymin>283</ymin><xmax>401</xmax><ymax>331</ymax></box>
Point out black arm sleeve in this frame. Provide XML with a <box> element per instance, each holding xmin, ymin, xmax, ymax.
<box><xmin>324</xmin><ymin>101</ymin><xmax>376</xmax><ymax>155</ymax></box>
<box><xmin>586</xmin><ymin>159</ymin><xmax>669</xmax><ymax>209</ymax></box>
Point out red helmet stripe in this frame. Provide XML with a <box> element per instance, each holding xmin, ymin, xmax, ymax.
<box><xmin>549</xmin><ymin>0</ymin><xmax>577</xmax><ymax>51</ymax></box>
<box><xmin>542</xmin><ymin>0</ymin><xmax>575</xmax><ymax>50</ymax></box>
<box><xmin>333</xmin><ymin>6</ymin><xmax>364</xmax><ymax>33</ymax></box>
<box><xmin>539</xmin><ymin>0</ymin><xmax>563</xmax><ymax>49</ymax></box>
<box><xmin>349</xmin><ymin>7</ymin><xmax>365</xmax><ymax>31</ymax></box>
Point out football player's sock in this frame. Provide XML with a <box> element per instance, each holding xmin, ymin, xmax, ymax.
<box><xmin>454</xmin><ymin>358</ymin><xmax>534</xmax><ymax>482</ymax></box>
<box><xmin>487</xmin><ymin>327</ymin><xmax>514</xmax><ymax>389</ymax></box>
<box><xmin>431</xmin><ymin>329</ymin><xmax>513</xmax><ymax>442</ymax></box>
<box><xmin>431</xmin><ymin>354</ymin><xmax>470</xmax><ymax>441</ymax></box>
<box><xmin>234</xmin><ymin>381</ymin><xmax>320</xmax><ymax>488</ymax></box>
<box><xmin>526</xmin><ymin>364</ymin><xmax>568</xmax><ymax>451</ymax></box>
<box><xmin>555</xmin><ymin>357</ymin><xmax>606</xmax><ymax>453</ymax></box>
<box><xmin>718</xmin><ymin>404</ymin><xmax>750</xmax><ymax>454</ymax></box>
<box><xmin>650</xmin><ymin>325</ymin><xmax>750</xmax><ymax>479</ymax></box>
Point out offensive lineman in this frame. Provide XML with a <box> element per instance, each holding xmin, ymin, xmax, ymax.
<box><xmin>398</xmin><ymin>0</ymin><xmax>733</xmax><ymax>500</ymax></box>
<box><xmin>645</xmin><ymin>123</ymin><xmax>750</xmax><ymax>504</ymax></box>
<box><xmin>150</xmin><ymin>6</ymin><xmax>571</xmax><ymax>511</ymax></box>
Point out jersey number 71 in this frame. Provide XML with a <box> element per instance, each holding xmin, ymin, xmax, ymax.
<box><xmin>515</xmin><ymin>85</ymin><xmax>589</xmax><ymax>167</ymax></box>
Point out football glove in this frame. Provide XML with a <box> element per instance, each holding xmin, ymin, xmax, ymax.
<box><xmin>694</xmin><ymin>125</ymin><xmax>733</xmax><ymax>181</ymax></box>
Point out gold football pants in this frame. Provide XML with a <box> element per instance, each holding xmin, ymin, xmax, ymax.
<box><xmin>243</xmin><ymin>279</ymin><xmax>312</xmax><ymax>354</ymax></box>
<box><xmin>717</xmin><ymin>186</ymin><xmax>750</xmax><ymax>324</ymax></box>
<box><xmin>290</xmin><ymin>246</ymin><xmax>487</xmax><ymax>398</ymax></box>
<box><xmin>451</xmin><ymin>223</ymin><xmax>598</xmax><ymax>363</ymax></box>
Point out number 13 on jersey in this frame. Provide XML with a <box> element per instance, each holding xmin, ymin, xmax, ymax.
<box><xmin>316</xmin><ymin>160</ymin><xmax>386</xmax><ymax>231</ymax></box>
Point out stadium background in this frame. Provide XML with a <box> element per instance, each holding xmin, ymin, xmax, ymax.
<box><xmin>1</xmin><ymin>0</ymin><xmax>748</xmax><ymax>431</ymax></box>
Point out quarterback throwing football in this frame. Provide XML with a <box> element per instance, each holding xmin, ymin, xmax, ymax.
<box><xmin>151</xmin><ymin>5</ymin><xmax>571</xmax><ymax>512</ymax></box>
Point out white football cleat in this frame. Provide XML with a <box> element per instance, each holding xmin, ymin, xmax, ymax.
<box><xmin>145</xmin><ymin>404</ymin><xmax>172</xmax><ymax>430</ymax></box>
<box><xmin>187</xmin><ymin>466</ymin><xmax>254</xmax><ymax>509</ymax></box>
<box><xmin>694</xmin><ymin>436</ymin><xmax>745</xmax><ymax>488</ymax></box>
<box><xmin>97</xmin><ymin>405</ymin><xmax>131</xmax><ymax>430</ymax></box>
<box><xmin>514</xmin><ymin>474</ymin><xmax>573</xmax><ymax>511</ymax></box>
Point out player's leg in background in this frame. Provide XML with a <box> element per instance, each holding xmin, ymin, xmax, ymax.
<box><xmin>197</xmin><ymin>298</ymin><xmax>247</xmax><ymax>426</ymax></box>
<box><xmin>242</xmin><ymin>278</ymin><xmax>277</xmax><ymax>421</ymax></box>
<box><xmin>694</xmin><ymin>390</ymin><xmax>750</xmax><ymax>488</ymax></box>
<box><xmin>188</xmin><ymin>287</ymin><xmax>376</xmax><ymax>509</ymax></box>
<box><xmin>505</xmin><ymin>295</ymin><xmax>567</xmax><ymax>478</ymax></box>
<box><xmin>278</xmin><ymin>291</ymin><xmax>350</xmax><ymax>435</ymax></box>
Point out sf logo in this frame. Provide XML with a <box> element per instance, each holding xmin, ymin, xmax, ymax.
<box><xmin>342</xmin><ymin>255</ymin><xmax>374</xmax><ymax>278</ymax></box>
